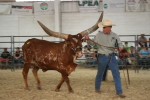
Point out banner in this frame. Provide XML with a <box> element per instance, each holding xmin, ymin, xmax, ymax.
<box><xmin>12</xmin><ymin>2</ymin><xmax>33</xmax><ymax>15</ymax></box>
<box><xmin>78</xmin><ymin>0</ymin><xmax>102</xmax><ymax>12</ymax></box>
<box><xmin>126</xmin><ymin>0</ymin><xmax>150</xmax><ymax>12</ymax></box>
<box><xmin>103</xmin><ymin>0</ymin><xmax>125</xmax><ymax>12</ymax></box>
<box><xmin>0</xmin><ymin>3</ymin><xmax>11</xmax><ymax>15</ymax></box>
<box><xmin>34</xmin><ymin>1</ymin><xmax>54</xmax><ymax>15</ymax></box>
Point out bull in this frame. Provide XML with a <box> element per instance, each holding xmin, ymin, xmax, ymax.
<box><xmin>22</xmin><ymin>12</ymin><xmax>103</xmax><ymax>92</ymax></box>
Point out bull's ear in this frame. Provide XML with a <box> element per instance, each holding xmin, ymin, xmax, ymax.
<box><xmin>79</xmin><ymin>11</ymin><xmax>103</xmax><ymax>36</ymax></box>
<box><xmin>37</xmin><ymin>21</ymin><xmax>69</xmax><ymax>40</ymax></box>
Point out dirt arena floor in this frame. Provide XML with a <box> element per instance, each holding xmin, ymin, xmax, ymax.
<box><xmin>0</xmin><ymin>66</ymin><xmax>150</xmax><ymax>100</ymax></box>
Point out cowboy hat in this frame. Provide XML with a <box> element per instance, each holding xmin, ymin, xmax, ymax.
<box><xmin>98</xmin><ymin>20</ymin><xmax>115</xmax><ymax>28</ymax></box>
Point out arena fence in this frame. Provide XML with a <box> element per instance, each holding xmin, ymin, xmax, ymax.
<box><xmin>0</xmin><ymin>35</ymin><xmax>150</xmax><ymax>70</ymax></box>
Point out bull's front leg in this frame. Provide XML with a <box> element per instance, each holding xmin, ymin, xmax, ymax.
<box><xmin>64</xmin><ymin>75</ymin><xmax>74</xmax><ymax>93</ymax></box>
<box><xmin>55</xmin><ymin>77</ymin><xmax>65</xmax><ymax>92</ymax></box>
<box><xmin>55</xmin><ymin>74</ymin><xmax>73</xmax><ymax>93</ymax></box>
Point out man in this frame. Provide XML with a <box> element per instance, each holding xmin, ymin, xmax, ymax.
<box><xmin>84</xmin><ymin>20</ymin><xmax>126</xmax><ymax>98</ymax></box>
<box><xmin>0</xmin><ymin>48</ymin><xmax>11</xmax><ymax>65</ymax></box>
<box><xmin>14</xmin><ymin>47</ymin><xmax>23</xmax><ymax>64</ymax></box>
<box><xmin>138</xmin><ymin>34</ymin><xmax>147</xmax><ymax>47</ymax></box>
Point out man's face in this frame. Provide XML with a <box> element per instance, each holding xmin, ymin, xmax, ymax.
<box><xmin>16</xmin><ymin>48</ymin><xmax>20</xmax><ymax>51</ymax></box>
<box><xmin>103</xmin><ymin>26</ymin><xmax>112</xmax><ymax>34</ymax></box>
<box><xmin>4</xmin><ymin>48</ymin><xmax>7</xmax><ymax>52</ymax></box>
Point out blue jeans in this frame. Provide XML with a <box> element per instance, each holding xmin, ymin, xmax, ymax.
<box><xmin>95</xmin><ymin>54</ymin><xmax>123</xmax><ymax>94</ymax></box>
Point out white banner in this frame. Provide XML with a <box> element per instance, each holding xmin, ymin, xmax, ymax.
<box><xmin>126</xmin><ymin>0</ymin><xmax>150</xmax><ymax>12</ymax></box>
<box><xmin>12</xmin><ymin>2</ymin><xmax>33</xmax><ymax>15</ymax></box>
<box><xmin>78</xmin><ymin>0</ymin><xmax>102</xmax><ymax>12</ymax></box>
<box><xmin>0</xmin><ymin>3</ymin><xmax>11</xmax><ymax>15</ymax></box>
<box><xmin>34</xmin><ymin>1</ymin><xmax>54</xmax><ymax>15</ymax></box>
<box><xmin>103</xmin><ymin>0</ymin><xmax>125</xmax><ymax>12</ymax></box>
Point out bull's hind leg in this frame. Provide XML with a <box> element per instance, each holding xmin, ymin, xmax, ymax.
<box><xmin>32</xmin><ymin>67</ymin><xmax>41</xmax><ymax>90</ymax></box>
<box><xmin>22</xmin><ymin>63</ymin><xmax>30</xmax><ymax>90</ymax></box>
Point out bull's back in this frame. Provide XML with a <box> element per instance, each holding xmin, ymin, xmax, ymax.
<box><xmin>22</xmin><ymin>38</ymin><xmax>64</xmax><ymax>69</ymax></box>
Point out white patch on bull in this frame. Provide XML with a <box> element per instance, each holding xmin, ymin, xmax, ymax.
<box><xmin>52</xmin><ymin>57</ymin><xmax>57</xmax><ymax>61</ymax></box>
<box><xmin>72</xmin><ymin>38</ymin><xmax>78</xmax><ymax>43</ymax></box>
<box><xmin>73</xmin><ymin>55</ymin><xmax>77</xmax><ymax>64</ymax></box>
<box><xmin>67</xmin><ymin>64</ymin><xmax>77</xmax><ymax>75</ymax></box>
<box><xmin>72</xmin><ymin>51</ymin><xmax>83</xmax><ymax>64</ymax></box>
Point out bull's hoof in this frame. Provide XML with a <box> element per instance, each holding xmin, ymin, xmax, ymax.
<box><xmin>24</xmin><ymin>87</ymin><xmax>30</xmax><ymax>90</ymax></box>
<box><xmin>37</xmin><ymin>87</ymin><xmax>42</xmax><ymax>90</ymax></box>
<box><xmin>55</xmin><ymin>89</ymin><xmax>60</xmax><ymax>92</ymax></box>
<box><xmin>69</xmin><ymin>89</ymin><xmax>74</xmax><ymax>93</ymax></box>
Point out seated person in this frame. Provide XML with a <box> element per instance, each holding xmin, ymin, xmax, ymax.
<box><xmin>89</xmin><ymin>48</ymin><xmax>97</xmax><ymax>66</ymax></box>
<box><xmin>138</xmin><ymin>47</ymin><xmax>150</xmax><ymax>67</ymax></box>
<box><xmin>129</xmin><ymin>46</ymin><xmax>137</xmax><ymax>66</ymax></box>
<box><xmin>0</xmin><ymin>48</ymin><xmax>11</xmax><ymax>65</ymax></box>
<box><xmin>13</xmin><ymin>47</ymin><xmax>23</xmax><ymax>64</ymax></box>
<box><xmin>130</xmin><ymin>46</ymin><xmax>136</xmax><ymax>57</ymax></box>
<box><xmin>83</xmin><ymin>43</ymin><xmax>92</xmax><ymax>58</ymax></box>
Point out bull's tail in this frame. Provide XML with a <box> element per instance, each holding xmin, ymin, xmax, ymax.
<box><xmin>22</xmin><ymin>39</ymin><xmax>32</xmax><ymax>53</ymax></box>
<box><xmin>22</xmin><ymin>39</ymin><xmax>34</xmax><ymax>62</ymax></box>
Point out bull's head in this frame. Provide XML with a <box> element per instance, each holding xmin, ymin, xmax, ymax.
<box><xmin>37</xmin><ymin>12</ymin><xmax>103</xmax><ymax>58</ymax></box>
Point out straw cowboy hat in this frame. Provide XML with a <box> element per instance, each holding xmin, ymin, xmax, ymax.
<box><xmin>98</xmin><ymin>20</ymin><xmax>115</xmax><ymax>28</ymax></box>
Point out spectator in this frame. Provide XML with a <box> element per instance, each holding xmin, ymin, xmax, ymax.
<box><xmin>138</xmin><ymin>47</ymin><xmax>150</xmax><ymax>68</ymax></box>
<box><xmin>138</xmin><ymin>34</ymin><xmax>147</xmax><ymax>47</ymax></box>
<box><xmin>83</xmin><ymin>43</ymin><xmax>92</xmax><ymax>58</ymax></box>
<box><xmin>89</xmin><ymin>48</ymin><xmax>97</xmax><ymax>67</ymax></box>
<box><xmin>130</xmin><ymin>46</ymin><xmax>136</xmax><ymax>57</ymax></box>
<box><xmin>129</xmin><ymin>46</ymin><xmax>137</xmax><ymax>66</ymax></box>
<box><xmin>122</xmin><ymin>42</ymin><xmax>132</xmax><ymax>64</ymax></box>
<box><xmin>138</xmin><ymin>47</ymin><xmax>150</xmax><ymax>58</ymax></box>
<box><xmin>123</xmin><ymin>42</ymin><xmax>130</xmax><ymax>53</ymax></box>
<box><xmin>84</xmin><ymin>42</ymin><xmax>92</xmax><ymax>51</ymax></box>
<box><xmin>0</xmin><ymin>48</ymin><xmax>11</xmax><ymax>65</ymax></box>
<box><xmin>13</xmin><ymin>47</ymin><xmax>23</xmax><ymax>64</ymax></box>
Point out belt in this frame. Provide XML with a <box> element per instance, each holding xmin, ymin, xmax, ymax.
<box><xmin>98</xmin><ymin>53</ymin><xmax>116</xmax><ymax>56</ymax></box>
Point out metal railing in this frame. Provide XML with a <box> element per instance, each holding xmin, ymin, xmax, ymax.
<box><xmin>0</xmin><ymin>35</ymin><xmax>150</xmax><ymax>69</ymax></box>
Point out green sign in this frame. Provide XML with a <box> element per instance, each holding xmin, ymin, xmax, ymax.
<box><xmin>40</xmin><ymin>2</ymin><xmax>48</xmax><ymax>10</ymax></box>
<box><xmin>103</xmin><ymin>4</ymin><xmax>108</xmax><ymax>9</ymax></box>
<box><xmin>78</xmin><ymin>0</ymin><xmax>99</xmax><ymax>6</ymax></box>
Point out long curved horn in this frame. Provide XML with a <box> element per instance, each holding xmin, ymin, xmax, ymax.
<box><xmin>80</xmin><ymin>11</ymin><xmax>103</xmax><ymax>36</ymax></box>
<box><xmin>37</xmin><ymin>21</ymin><xmax>68</xmax><ymax>39</ymax></box>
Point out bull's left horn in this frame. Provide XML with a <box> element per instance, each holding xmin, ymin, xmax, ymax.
<box><xmin>37</xmin><ymin>21</ymin><xmax>68</xmax><ymax>40</ymax></box>
<box><xmin>80</xmin><ymin>11</ymin><xmax>103</xmax><ymax>36</ymax></box>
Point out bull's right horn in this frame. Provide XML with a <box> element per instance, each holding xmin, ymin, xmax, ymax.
<box><xmin>80</xmin><ymin>11</ymin><xmax>103</xmax><ymax>36</ymax></box>
<box><xmin>37</xmin><ymin>21</ymin><xmax>68</xmax><ymax>40</ymax></box>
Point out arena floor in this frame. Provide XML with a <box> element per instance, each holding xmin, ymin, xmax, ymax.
<box><xmin>0</xmin><ymin>66</ymin><xmax>150</xmax><ymax>100</ymax></box>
